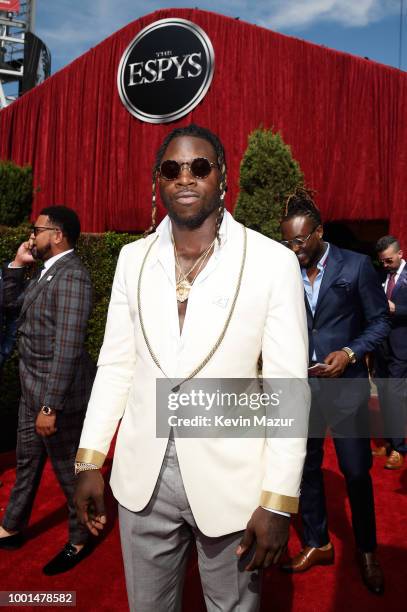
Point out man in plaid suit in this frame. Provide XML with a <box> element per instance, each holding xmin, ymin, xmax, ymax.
<box><xmin>0</xmin><ymin>271</ymin><xmax>17</xmax><ymax>488</ymax></box>
<box><xmin>0</xmin><ymin>206</ymin><xmax>96</xmax><ymax>575</ymax></box>
<box><xmin>0</xmin><ymin>271</ymin><xmax>17</xmax><ymax>372</ymax></box>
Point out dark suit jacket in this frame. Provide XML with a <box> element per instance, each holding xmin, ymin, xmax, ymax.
<box><xmin>386</xmin><ymin>264</ymin><xmax>407</xmax><ymax>361</ymax></box>
<box><xmin>306</xmin><ymin>244</ymin><xmax>390</xmax><ymax>421</ymax></box>
<box><xmin>0</xmin><ymin>272</ymin><xmax>17</xmax><ymax>368</ymax></box>
<box><xmin>3</xmin><ymin>252</ymin><xmax>95</xmax><ymax>412</ymax></box>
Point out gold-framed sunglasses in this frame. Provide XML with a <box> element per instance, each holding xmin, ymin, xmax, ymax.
<box><xmin>159</xmin><ymin>157</ymin><xmax>219</xmax><ymax>181</ymax></box>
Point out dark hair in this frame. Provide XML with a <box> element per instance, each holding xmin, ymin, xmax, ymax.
<box><xmin>375</xmin><ymin>235</ymin><xmax>400</xmax><ymax>253</ymax></box>
<box><xmin>146</xmin><ymin>124</ymin><xmax>227</xmax><ymax>238</ymax></box>
<box><xmin>154</xmin><ymin>123</ymin><xmax>227</xmax><ymax>172</ymax></box>
<box><xmin>40</xmin><ymin>205</ymin><xmax>81</xmax><ymax>247</ymax></box>
<box><xmin>281</xmin><ymin>187</ymin><xmax>322</xmax><ymax>227</ymax></box>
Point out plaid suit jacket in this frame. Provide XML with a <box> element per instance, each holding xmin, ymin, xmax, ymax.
<box><xmin>3</xmin><ymin>252</ymin><xmax>95</xmax><ymax>412</ymax></box>
<box><xmin>0</xmin><ymin>273</ymin><xmax>17</xmax><ymax>368</ymax></box>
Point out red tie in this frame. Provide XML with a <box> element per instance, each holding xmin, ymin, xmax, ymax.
<box><xmin>386</xmin><ymin>272</ymin><xmax>396</xmax><ymax>299</ymax></box>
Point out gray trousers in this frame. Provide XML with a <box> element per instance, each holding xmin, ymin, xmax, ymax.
<box><xmin>119</xmin><ymin>438</ymin><xmax>261</xmax><ymax>612</ymax></box>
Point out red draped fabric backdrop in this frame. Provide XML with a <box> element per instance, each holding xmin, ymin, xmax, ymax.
<box><xmin>0</xmin><ymin>8</ymin><xmax>406</xmax><ymax>244</ymax></box>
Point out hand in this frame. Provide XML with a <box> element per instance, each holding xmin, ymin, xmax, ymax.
<box><xmin>12</xmin><ymin>241</ymin><xmax>35</xmax><ymax>267</ymax></box>
<box><xmin>35</xmin><ymin>410</ymin><xmax>57</xmax><ymax>437</ymax></box>
<box><xmin>236</xmin><ymin>507</ymin><xmax>290</xmax><ymax>570</ymax></box>
<box><xmin>388</xmin><ymin>300</ymin><xmax>395</xmax><ymax>313</ymax></box>
<box><xmin>74</xmin><ymin>470</ymin><xmax>106</xmax><ymax>536</ymax></box>
<box><xmin>319</xmin><ymin>351</ymin><xmax>350</xmax><ymax>378</ymax></box>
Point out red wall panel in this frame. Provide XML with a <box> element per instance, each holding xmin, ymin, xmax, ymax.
<box><xmin>0</xmin><ymin>8</ymin><xmax>406</xmax><ymax>243</ymax></box>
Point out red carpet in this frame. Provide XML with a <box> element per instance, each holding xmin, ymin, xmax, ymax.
<box><xmin>0</xmin><ymin>437</ymin><xmax>406</xmax><ymax>611</ymax></box>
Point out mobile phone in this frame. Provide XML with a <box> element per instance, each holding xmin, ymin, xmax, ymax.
<box><xmin>308</xmin><ymin>363</ymin><xmax>329</xmax><ymax>376</ymax></box>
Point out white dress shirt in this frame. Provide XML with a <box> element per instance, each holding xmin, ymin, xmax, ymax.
<box><xmin>384</xmin><ymin>259</ymin><xmax>406</xmax><ymax>293</ymax></box>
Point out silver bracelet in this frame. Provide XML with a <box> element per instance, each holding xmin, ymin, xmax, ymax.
<box><xmin>74</xmin><ymin>462</ymin><xmax>99</xmax><ymax>476</ymax></box>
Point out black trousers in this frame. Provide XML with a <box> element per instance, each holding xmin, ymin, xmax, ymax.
<box><xmin>300</xmin><ymin>387</ymin><xmax>376</xmax><ymax>553</ymax></box>
<box><xmin>2</xmin><ymin>398</ymin><xmax>88</xmax><ymax>544</ymax></box>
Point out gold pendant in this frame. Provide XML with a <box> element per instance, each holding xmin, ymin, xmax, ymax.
<box><xmin>176</xmin><ymin>279</ymin><xmax>191</xmax><ymax>303</ymax></box>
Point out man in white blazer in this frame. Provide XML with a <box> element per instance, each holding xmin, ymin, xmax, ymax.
<box><xmin>74</xmin><ymin>125</ymin><xmax>309</xmax><ymax>611</ymax></box>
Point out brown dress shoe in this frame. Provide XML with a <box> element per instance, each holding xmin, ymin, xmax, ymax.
<box><xmin>358</xmin><ymin>552</ymin><xmax>384</xmax><ymax>595</ymax></box>
<box><xmin>281</xmin><ymin>545</ymin><xmax>334</xmax><ymax>572</ymax></box>
<box><xmin>384</xmin><ymin>450</ymin><xmax>404</xmax><ymax>469</ymax></box>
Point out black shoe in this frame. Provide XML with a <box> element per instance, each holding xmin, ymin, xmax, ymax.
<box><xmin>42</xmin><ymin>542</ymin><xmax>93</xmax><ymax>576</ymax></box>
<box><xmin>0</xmin><ymin>532</ymin><xmax>23</xmax><ymax>550</ymax></box>
<box><xmin>357</xmin><ymin>552</ymin><xmax>384</xmax><ymax>595</ymax></box>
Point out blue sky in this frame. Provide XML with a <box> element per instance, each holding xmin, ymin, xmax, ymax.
<box><xmin>35</xmin><ymin>1</ymin><xmax>406</xmax><ymax>74</ymax></box>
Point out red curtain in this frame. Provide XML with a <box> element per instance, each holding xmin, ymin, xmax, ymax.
<box><xmin>0</xmin><ymin>8</ymin><xmax>406</xmax><ymax>244</ymax></box>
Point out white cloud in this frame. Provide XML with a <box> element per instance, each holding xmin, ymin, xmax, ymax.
<box><xmin>34</xmin><ymin>0</ymin><xmax>399</xmax><ymax>72</ymax></box>
<box><xmin>36</xmin><ymin>0</ymin><xmax>149</xmax><ymax>70</ymax></box>
<box><xmin>262</xmin><ymin>0</ymin><xmax>398</xmax><ymax>30</ymax></box>
<box><xmin>36</xmin><ymin>0</ymin><xmax>255</xmax><ymax>71</ymax></box>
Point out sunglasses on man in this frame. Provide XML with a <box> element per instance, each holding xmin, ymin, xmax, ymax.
<box><xmin>159</xmin><ymin>157</ymin><xmax>219</xmax><ymax>181</ymax></box>
<box><xmin>379</xmin><ymin>257</ymin><xmax>396</xmax><ymax>265</ymax></box>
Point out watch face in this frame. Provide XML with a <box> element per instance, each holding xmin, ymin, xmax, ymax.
<box><xmin>41</xmin><ymin>406</ymin><xmax>52</xmax><ymax>415</ymax></box>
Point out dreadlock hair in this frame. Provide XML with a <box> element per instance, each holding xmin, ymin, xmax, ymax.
<box><xmin>145</xmin><ymin>124</ymin><xmax>227</xmax><ymax>243</ymax></box>
<box><xmin>281</xmin><ymin>187</ymin><xmax>322</xmax><ymax>227</ymax></box>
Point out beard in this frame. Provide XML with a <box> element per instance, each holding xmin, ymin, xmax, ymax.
<box><xmin>163</xmin><ymin>192</ymin><xmax>221</xmax><ymax>230</ymax></box>
<box><xmin>31</xmin><ymin>243</ymin><xmax>51</xmax><ymax>261</ymax></box>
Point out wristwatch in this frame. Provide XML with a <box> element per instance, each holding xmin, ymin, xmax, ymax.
<box><xmin>341</xmin><ymin>347</ymin><xmax>357</xmax><ymax>364</ymax></box>
<box><xmin>40</xmin><ymin>405</ymin><xmax>55</xmax><ymax>416</ymax></box>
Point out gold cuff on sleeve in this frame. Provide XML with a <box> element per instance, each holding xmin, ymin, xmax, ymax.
<box><xmin>260</xmin><ymin>490</ymin><xmax>299</xmax><ymax>514</ymax></box>
<box><xmin>75</xmin><ymin>448</ymin><xmax>106</xmax><ymax>468</ymax></box>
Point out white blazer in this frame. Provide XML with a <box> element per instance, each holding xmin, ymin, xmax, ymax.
<box><xmin>78</xmin><ymin>212</ymin><xmax>309</xmax><ymax>537</ymax></box>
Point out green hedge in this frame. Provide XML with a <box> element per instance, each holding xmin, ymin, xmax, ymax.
<box><xmin>234</xmin><ymin>128</ymin><xmax>304</xmax><ymax>240</ymax></box>
<box><xmin>0</xmin><ymin>226</ymin><xmax>139</xmax><ymax>450</ymax></box>
<box><xmin>0</xmin><ymin>161</ymin><xmax>33</xmax><ymax>226</ymax></box>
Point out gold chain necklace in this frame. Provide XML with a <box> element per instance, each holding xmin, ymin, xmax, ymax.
<box><xmin>137</xmin><ymin>225</ymin><xmax>247</xmax><ymax>392</ymax></box>
<box><xmin>173</xmin><ymin>237</ymin><xmax>216</xmax><ymax>303</ymax></box>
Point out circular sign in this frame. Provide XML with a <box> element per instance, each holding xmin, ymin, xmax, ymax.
<box><xmin>117</xmin><ymin>18</ymin><xmax>215</xmax><ymax>124</ymax></box>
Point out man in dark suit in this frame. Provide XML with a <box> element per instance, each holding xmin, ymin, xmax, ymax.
<box><xmin>0</xmin><ymin>206</ymin><xmax>95</xmax><ymax>575</ymax></box>
<box><xmin>374</xmin><ymin>235</ymin><xmax>407</xmax><ymax>469</ymax></box>
<box><xmin>0</xmin><ymin>270</ymin><xmax>17</xmax><ymax>488</ymax></box>
<box><xmin>0</xmin><ymin>269</ymin><xmax>17</xmax><ymax>372</ymax></box>
<box><xmin>280</xmin><ymin>190</ymin><xmax>390</xmax><ymax>595</ymax></box>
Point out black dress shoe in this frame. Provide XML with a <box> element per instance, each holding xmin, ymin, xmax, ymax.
<box><xmin>42</xmin><ymin>542</ymin><xmax>93</xmax><ymax>576</ymax></box>
<box><xmin>0</xmin><ymin>533</ymin><xmax>23</xmax><ymax>550</ymax></box>
<box><xmin>358</xmin><ymin>552</ymin><xmax>384</xmax><ymax>595</ymax></box>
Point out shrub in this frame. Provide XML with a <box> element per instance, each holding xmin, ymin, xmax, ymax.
<box><xmin>76</xmin><ymin>231</ymin><xmax>139</xmax><ymax>361</ymax></box>
<box><xmin>0</xmin><ymin>161</ymin><xmax>33</xmax><ymax>226</ymax></box>
<box><xmin>234</xmin><ymin>128</ymin><xmax>304</xmax><ymax>240</ymax></box>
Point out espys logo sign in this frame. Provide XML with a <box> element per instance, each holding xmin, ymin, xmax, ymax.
<box><xmin>117</xmin><ymin>18</ymin><xmax>215</xmax><ymax>124</ymax></box>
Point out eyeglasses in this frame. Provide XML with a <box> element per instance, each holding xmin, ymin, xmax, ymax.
<box><xmin>31</xmin><ymin>226</ymin><xmax>59</xmax><ymax>237</ymax></box>
<box><xmin>281</xmin><ymin>227</ymin><xmax>318</xmax><ymax>248</ymax></box>
<box><xmin>379</xmin><ymin>257</ymin><xmax>397</xmax><ymax>264</ymax></box>
<box><xmin>159</xmin><ymin>157</ymin><xmax>219</xmax><ymax>181</ymax></box>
